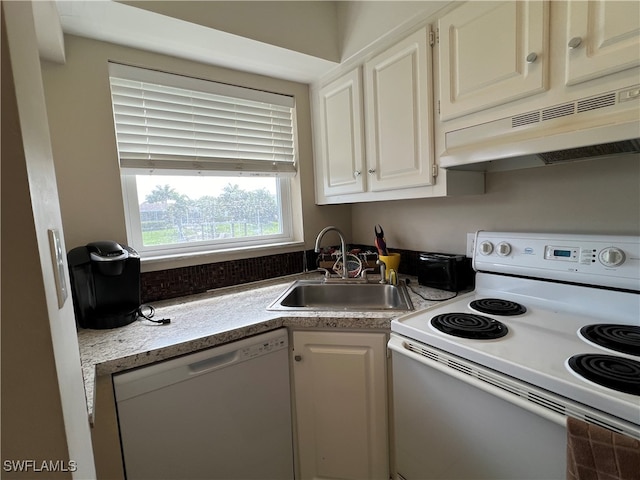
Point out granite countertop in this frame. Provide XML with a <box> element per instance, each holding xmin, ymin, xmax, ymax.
<box><xmin>77</xmin><ymin>272</ymin><xmax>457</xmax><ymax>420</ymax></box>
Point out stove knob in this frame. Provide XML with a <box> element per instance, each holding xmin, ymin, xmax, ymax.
<box><xmin>479</xmin><ymin>241</ymin><xmax>494</xmax><ymax>255</ymax></box>
<box><xmin>598</xmin><ymin>247</ymin><xmax>625</xmax><ymax>267</ymax></box>
<box><xmin>496</xmin><ymin>242</ymin><xmax>512</xmax><ymax>256</ymax></box>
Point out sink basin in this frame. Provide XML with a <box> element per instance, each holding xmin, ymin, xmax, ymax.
<box><xmin>267</xmin><ymin>279</ymin><xmax>414</xmax><ymax>311</ymax></box>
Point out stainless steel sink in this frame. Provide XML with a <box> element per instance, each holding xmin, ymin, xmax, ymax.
<box><xmin>267</xmin><ymin>279</ymin><xmax>414</xmax><ymax>311</ymax></box>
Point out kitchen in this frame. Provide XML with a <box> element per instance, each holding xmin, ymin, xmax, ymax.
<box><xmin>2</xmin><ymin>1</ymin><xmax>639</xmax><ymax>479</ymax></box>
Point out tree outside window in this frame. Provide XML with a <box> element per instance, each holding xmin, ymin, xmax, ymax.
<box><xmin>139</xmin><ymin>178</ymin><xmax>281</xmax><ymax>246</ymax></box>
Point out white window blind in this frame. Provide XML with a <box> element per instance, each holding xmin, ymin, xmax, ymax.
<box><xmin>108</xmin><ymin>63</ymin><xmax>296</xmax><ymax>176</ymax></box>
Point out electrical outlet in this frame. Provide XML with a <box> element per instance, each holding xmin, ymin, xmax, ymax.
<box><xmin>466</xmin><ymin>233</ymin><xmax>476</xmax><ymax>258</ymax></box>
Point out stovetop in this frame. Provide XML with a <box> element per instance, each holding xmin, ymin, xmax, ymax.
<box><xmin>392</xmin><ymin>232</ymin><xmax>640</xmax><ymax>428</ymax></box>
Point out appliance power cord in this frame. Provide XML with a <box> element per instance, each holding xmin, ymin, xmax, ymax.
<box><xmin>405</xmin><ymin>278</ymin><xmax>459</xmax><ymax>302</ymax></box>
<box><xmin>136</xmin><ymin>305</ymin><xmax>171</xmax><ymax>325</ymax></box>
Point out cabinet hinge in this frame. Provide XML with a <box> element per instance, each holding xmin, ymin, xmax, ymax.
<box><xmin>432</xmin><ymin>164</ymin><xmax>439</xmax><ymax>178</ymax></box>
<box><xmin>438</xmin><ymin>100</ymin><xmax>441</xmax><ymax>115</ymax></box>
<box><xmin>429</xmin><ymin>28</ymin><xmax>439</xmax><ymax>46</ymax></box>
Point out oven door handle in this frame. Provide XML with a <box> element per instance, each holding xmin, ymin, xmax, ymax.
<box><xmin>388</xmin><ymin>334</ymin><xmax>567</xmax><ymax>428</ymax></box>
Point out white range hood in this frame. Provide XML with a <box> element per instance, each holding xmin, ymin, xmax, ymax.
<box><xmin>440</xmin><ymin>84</ymin><xmax>640</xmax><ymax>171</ymax></box>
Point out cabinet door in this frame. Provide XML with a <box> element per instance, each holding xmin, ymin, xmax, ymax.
<box><xmin>292</xmin><ymin>331</ymin><xmax>389</xmax><ymax>480</ymax></box>
<box><xmin>438</xmin><ymin>1</ymin><xmax>549</xmax><ymax>120</ymax></box>
<box><xmin>565</xmin><ymin>0</ymin><xmax>640</xmax><ymax>86</ymax></box>
<box><xmin>364</xmin><ymin>27</ymin><xmax>435</xmax><ymax>192</ymax></box>
<box><xmin>317</xmin><ymin>69</ymin><xmax>366</xmax><ymax>196</ymax></box>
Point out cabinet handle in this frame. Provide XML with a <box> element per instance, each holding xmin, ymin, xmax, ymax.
<box><xmin>354</xmin><ymin>170</ymin><xmax>361</xmax><ymax>177</ymax></box>
<box><xmin>294</xmin><ymin>355</ymin><xmax>302</xmax><ymax>362</ymax></box>
<box><xmin>568</xmin><ymin>37</ymin><xmax>582</xmax><ymax>49</ymax></box>
<box><xmin>368</xmin><ymin>168</ymin><xmax>376</xmax><ymax>174</ymax></box>
<box><xmin>526</xmin><ymin>52</ymin><xmax>537</xmax><ymax>64</ymax></box>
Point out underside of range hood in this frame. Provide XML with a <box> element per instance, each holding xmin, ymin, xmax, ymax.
<box><xmin>537</xmin><ymin>139</ymin><xmax>640</xmax><ymax>165</ymax></box>
<box><xmin>441</xmin><ymin>85</ymin><xmax>640</xmax><ymax>172</ymax></box>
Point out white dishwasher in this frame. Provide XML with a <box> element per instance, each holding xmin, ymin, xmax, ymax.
<box><xmin>113</xmin><ymin>328</ymin><xmax>294</xmax><ymax>480</ymax></box>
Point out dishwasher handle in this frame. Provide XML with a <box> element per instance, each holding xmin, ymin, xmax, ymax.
<box><xmin>188</xmin><ymin>350</ymin><xmax>238</xmax><ymax>374</ymax></box>
<box><xmin>113</xmin><ymin>329</ymin><xmax>288</xmax><ymax>402</ymax></box>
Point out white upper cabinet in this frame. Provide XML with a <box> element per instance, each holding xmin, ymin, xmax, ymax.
<box><xmin>565</xmin><ymin>0</ymin><xmax>640</xmax><ymax>86</ymax></box>
<box><xmin>312</xmin><ymin>22</ymin><xmax>486</xmax><ymax>205</ymax></box>
<box><xmin>364</xmin><ymin>27</ymin><xmax>435</xmax><ymax>192</ymax></box>
<box><xmin>438</xmin><ymin>1</ymin><xmax>549</xmax><ymax>121</ymax></box>
<box><xmin>317</xmin><ymin>68</ymin><xmax>366</xmax><ymax>196</ymax></box>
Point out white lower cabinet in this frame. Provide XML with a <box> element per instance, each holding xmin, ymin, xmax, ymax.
<box><xmin>292</xmin><ymin>330</ymin><xmax>389</xmax><ymax>480</ymax></box>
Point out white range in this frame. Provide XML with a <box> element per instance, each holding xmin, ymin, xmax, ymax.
<box><xmin>389</xmin><ymin>231</ymin><xmax>640</xmax><ymax>480</ymax></box>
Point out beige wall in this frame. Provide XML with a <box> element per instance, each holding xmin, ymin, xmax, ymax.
<box><xmin>1</xmin><ymin>1</ymin><xmax>95</xmax><ymax>477</ymax></box>
<box><xmin>352</xmin><ymin>155</ymin><xmax>640</xmax><ymax>254</ymax></box>
<box><xmin>41</xmin><ymin>34</ymin><xmax>350</xmax><ymax>270</ymax></box>
<box><xmin>123</xmin><ymin>0</ymin><xmax>341</xmax><ymax>62</ymax></box>
<box><xmin>120</xmin><ymin>1</ymin><xmax>447</xmax><ymax>63</ymax></box>
<box><xmin>337</xmin><ymin>1</ymin><xmax>449</xmax><ymax>60</ymax></box>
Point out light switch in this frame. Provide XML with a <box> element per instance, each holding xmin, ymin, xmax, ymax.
<box><xmin>48</xmin><ymin>228</ymin><xmax>68</xmax><ymax>308</ymax></box>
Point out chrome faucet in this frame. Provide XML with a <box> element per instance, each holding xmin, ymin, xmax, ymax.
<box><xmin>314</xmin><ymin>226</ymin><xmax>349</xmax><ymax>279</ymax></box>
<box><xmin>376</xmin><ymin>259</ymin><xmax>387</xmax><ymax>284</ymax></box>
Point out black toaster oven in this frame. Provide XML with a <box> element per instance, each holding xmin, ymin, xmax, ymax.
<box><xmin>418</xmin><ymin>252</ymin><xmax>475</xmax><ymax>292</ymax></box>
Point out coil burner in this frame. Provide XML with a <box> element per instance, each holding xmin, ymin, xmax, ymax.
<box><xmin>431</xmin><ymin>313</ymin><xmax>508</xmax><ymax>340</ymax></box>
<box><xmin>568</xmin><ymin>354</ymin><xmax>640</xmax><ymax>395</ymax></box>
<box><xmin>470</xmin><ymin>298</ymin><xmax>527</xmax><ymax>316</ymax></box>
<box><xmin>579</xmin><ymin>324</ymin><xmax>640</xmax><ymax>356</ymax></box>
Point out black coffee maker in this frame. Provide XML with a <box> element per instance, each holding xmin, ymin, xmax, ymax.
<box><xmin>68</xmin><ymin>241</ymin><xmax>141</xmax><ymax>329</ymax></box>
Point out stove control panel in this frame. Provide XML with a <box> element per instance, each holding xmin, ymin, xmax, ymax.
<box><xmin>542</xmin><ymin>245</ymin><xmax>628</xmax><ymax>268</ymax></box>
<box><xmin>473</xmin><ymin>232</ymin><xmax>640</xmax><ymax>290</ymax></box>
<box><xmin>544</xmin><ymin>245</ymin><xmax>580</xmax><ymax>262</ymax></box>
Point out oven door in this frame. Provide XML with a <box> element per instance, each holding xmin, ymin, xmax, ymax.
<box><xmin>389</xmin><ymin>334</ymin><xmax>566</xmax><ymax>480</ymax></box>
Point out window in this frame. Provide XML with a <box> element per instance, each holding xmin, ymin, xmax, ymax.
<box><xmin>108</xmin><ymin>63</ymin><xmax>300</xmax><ymax>258</ymax></box>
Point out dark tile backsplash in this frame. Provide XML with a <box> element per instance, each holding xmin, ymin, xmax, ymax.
<box><xmin>141</xmin><ymin>245</ymin><xmax>422</xmax><ymax>303</ymax></box>
<box><xmin>141</xmin><ymin>251</ymin><xmax>304</xmax><ymax>302</ymax></box>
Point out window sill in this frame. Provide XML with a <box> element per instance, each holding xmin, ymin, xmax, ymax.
<box><xmin>139</xmin><ymin>241</ymin><xmax>306</xmax><ymax>273</ymax></box>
